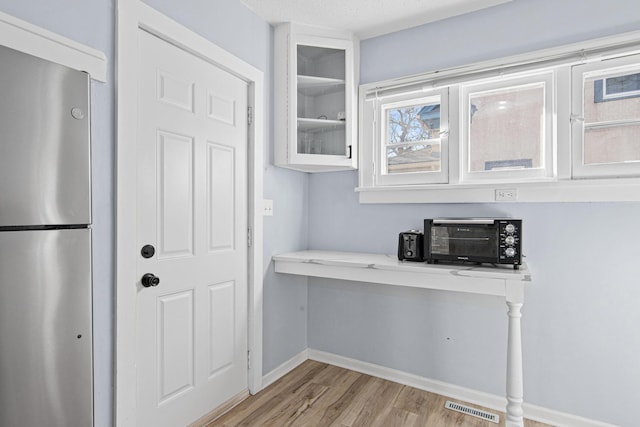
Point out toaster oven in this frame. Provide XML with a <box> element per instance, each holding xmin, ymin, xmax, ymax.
<box><xmin>424</xmin><ymin>218</ymin><xmax>522</xmax><ymax>269</ymax></box>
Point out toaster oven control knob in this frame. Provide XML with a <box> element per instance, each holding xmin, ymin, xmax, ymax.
<box><xmin>505</xmin><ymin>247</ymin><xmax>516</xmax><ymax>257</ymax></box>
<box><xmin>505</xmin><ymin>236</ymin><xmax>515</xmax><ymax>245</ymax></box>
<box><xmin>505</xmin><ymin>223</ymin><xmax>516</xmax><ymax>233</ymax></box>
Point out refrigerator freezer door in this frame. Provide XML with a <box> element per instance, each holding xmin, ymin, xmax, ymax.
<box><xmin>0</xmin><ymin>229</ymin><xmax>93</xmax><ymax>427</ymax></box>
<box><xmin>0</xmin><ymin>45</ymin><xmax>91</xmax><ymax>227</ymax></box>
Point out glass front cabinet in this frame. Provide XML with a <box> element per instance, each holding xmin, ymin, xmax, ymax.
<box><xmin>275</xmin><ymin>23</ymin><xmax>358</xmax><ymax>172</ymax></box>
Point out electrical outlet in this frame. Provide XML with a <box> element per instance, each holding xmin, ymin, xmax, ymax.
<box><xmin>263</xmin><ymin>199</ymin><xmax>274</xmax><ymax>216</ymax></box>
<box><xmin>495</xmin><ymin>189</ymin><xmax>517</xmax><ymax>201</ymax></box>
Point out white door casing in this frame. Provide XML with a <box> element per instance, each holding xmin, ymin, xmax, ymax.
<box><xmin>116</xmin><ymin>2</ymin><xmax>264</xmax><ymax>426</ymax></box>
<box><xmin>136</xmin><ymin>29</ymin><xmax>248</xmax><ymax>426</ymax></box>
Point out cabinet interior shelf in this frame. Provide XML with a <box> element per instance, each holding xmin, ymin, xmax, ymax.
<box><xmin>297</xmin><ymin>75</ymin><xmax>345</xmax><ymax>96</ymax></box>
<box><xmin>297</xmin><ymin>118</ymin><xmax>346</xmax><ymax>131</ymax></box>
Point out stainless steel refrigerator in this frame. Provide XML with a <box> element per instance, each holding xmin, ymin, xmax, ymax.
<box><xmin>0</xmin><ymin>45</ymin><xmax>93</xmax><ymax>427</ymax></box>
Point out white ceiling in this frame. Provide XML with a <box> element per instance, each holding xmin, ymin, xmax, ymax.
<box><xmin>239</xmin><ymin>0</ymin><xmax>511</xmax><ymax>40</ymax></box>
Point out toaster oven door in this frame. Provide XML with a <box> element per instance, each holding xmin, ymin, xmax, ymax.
<box><xmin>429</xmin><ymin>223</ymin><xmax>498</xmax><ymax>263</ymax></box>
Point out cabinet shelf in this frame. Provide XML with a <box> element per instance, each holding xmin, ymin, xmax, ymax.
<box><xmin>297</xmin><ymin>117</ymin><xmax>345</xmax><ymax>131</ymax></box>
<box><xmin>297</xmin><ymin>75</ymin><xmax>345</xmax><ymax>96</ymax></box>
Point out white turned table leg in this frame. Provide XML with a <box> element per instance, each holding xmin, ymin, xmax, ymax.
<box><xmin>506</xmin><ymin>281</ymin><xmax>524</xmax><ymax>427</ymax></box>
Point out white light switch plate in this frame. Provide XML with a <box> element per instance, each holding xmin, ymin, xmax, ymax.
<box><xmin>263</xmin><ymin>199</ymin><xmax>273</xmax><ymax>216</ymax></box>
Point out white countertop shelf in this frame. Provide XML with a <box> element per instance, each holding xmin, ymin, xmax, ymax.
<box><xmin>273</xmin><ymin>250</ymin><xmax>530</xmax><ymax>298</ymax></box>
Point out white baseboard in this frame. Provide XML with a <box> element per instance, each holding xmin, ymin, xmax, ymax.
<box><xmin>261</xmin><ymin>349</ymin><xmax>309</xmax><ymax>389</ymax></box>
<box><xmin>307</xmin><ymin>349</ymin><xmax>617</xmax><ymax>427</ymax></box>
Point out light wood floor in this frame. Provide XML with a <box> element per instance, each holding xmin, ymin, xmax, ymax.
<box><xmin>207</xmin><ymin>360</ymin><xmax>550</xmax><ymax>427</ymax></box>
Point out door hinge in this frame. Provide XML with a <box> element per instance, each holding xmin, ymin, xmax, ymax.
<box><xmin>247</xmin><ymin>350</ymin><xmax>251</xmax><ymax>370</ymax></box>
<box><xmin>247</xmin><ymin>226</ymin><xmax>253</xmax><ymax>247</ymax></box>
<box><xmin>247</xmin><ymin>106</ymin><xmax>253</xmax><ymax>126</ymax></box>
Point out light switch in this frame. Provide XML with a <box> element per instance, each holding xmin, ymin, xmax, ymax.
<box><xmin>263</xmin><ymin>199</ymin><xmax>273</xmax><ymax>216</ymax></box>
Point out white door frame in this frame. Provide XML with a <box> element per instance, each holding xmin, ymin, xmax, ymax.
<box><xmin>115</xmin><ymin>2</ymin><xmax>264</xmax><ymax>425</ymax></box>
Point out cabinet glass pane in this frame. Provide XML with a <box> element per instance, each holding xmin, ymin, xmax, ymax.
<box><xmin>296</xmin><ymin>43</ymin><xmax>347</xmax><ymax>156</ymax></box>
<box><xmin>468</xmin><ymin>83</ymin><xmax>545</xmax><ymax>172</ymax></box>
<box><xmin>297</xmin><ymin>45</ymin><xmax>345</xmax><ymax>79</ymax></box>
<box><xmin>297</xmin><ymin>127</ymin><xmax>346</xmax><ymax>155</ymax></box>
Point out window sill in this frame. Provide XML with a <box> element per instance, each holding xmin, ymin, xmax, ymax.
<box><xmin>356</xmin><ymin>177</ymin><xmax>640</xmax><ymax>203</ymax></box>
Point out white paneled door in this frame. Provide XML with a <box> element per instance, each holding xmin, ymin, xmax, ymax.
<box><xmin>136</xmin><ymin>30</ymin><xmax>248</xmax><ymax>426</ymax></box>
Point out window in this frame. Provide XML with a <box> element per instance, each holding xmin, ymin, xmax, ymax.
<box><xmin>594</xmin><ymin>72</ymin><xmax>640</xmax><ymax>102</ymax></box>
<box><xmin>385</xmin><ymin>100</ymin><xmax>440</xmax><ymax>174</ymax></box>
<box><xmin>572</xmin><ymin>53</ymin><xmax>640</xmax><ymax>178</ymax></box>
<box><xmin>374</xmin><ymin>90</ymin><xmax>449</xmax><ymax>186</ymax></box>
<box><xmin>461</xmin><ymin>72</ymin><xmax>555</xmax><ymax>182</ymax></box>
<box><xmin>358</xmin><ymin>32</ymin><xmax>640</xmax><ymax>203</ymax></box>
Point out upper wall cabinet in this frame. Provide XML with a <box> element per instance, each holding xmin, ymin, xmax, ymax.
<box><xmin>274</xmin><ymin>23</ymin><xmax>359</xmax><ymax>172</ymax></box>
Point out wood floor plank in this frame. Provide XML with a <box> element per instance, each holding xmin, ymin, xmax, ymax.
<box><xmin>391</xmin><ymin>385</ymin><xmax>438</xmax><ymax>425</ymax></box>
<box><xmin>379</xmin><ymin>407</ymin><xmax>419</xmax><ymax>427</ymax></box>
<box><xmin>207</xmin><ymin>360</ymin><xmax>553</xmax><ymax>427</ymax></box>
<box><xmin>310</xmin><ymin>364</ymin><xmax>360</xmax><ymax>388</ymax></box>
<box><xmin>312</xmin><ymin>374</ymin><xmax>372</xmax><ymax>427</ymax></box>
<box><xmin>351</xmin><ymin>378</ymin><xmax>403</xmax><ymax>427</ymax></box>
<box><xmin>254</xmin><ymin>381</ymin><xmax>329</xmax><ymax>426</ymax></box>
<box><xmin>330</xmin><ymin>375</ymin><xmax>387</xmax><ymax>426</ymax></box>
<box><xmin>209</xmin><ymin>361</ymin><xmax>329</xmax><ymax>427</ymax></box>
<box><xmin>278</xmin><ymin>369</ymin><xmax>363</xmax><ymax>427</ymax></box>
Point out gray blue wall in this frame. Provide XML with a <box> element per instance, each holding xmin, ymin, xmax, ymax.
<box><xmin>308</xmin><ymin>1</ymin><xmax>640</xmax><ymax>425</ymax></box>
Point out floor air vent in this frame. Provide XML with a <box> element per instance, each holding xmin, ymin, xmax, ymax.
<box><xmin>444</xmin><ymin>400</ymin><xmax>500</xmax><ymax>423</ymax></box>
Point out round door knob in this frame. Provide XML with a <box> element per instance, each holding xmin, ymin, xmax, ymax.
<box><xmin>141</xmin><ymin>273</ymin><xmax>160</xmax><ymax>288</ymax></box>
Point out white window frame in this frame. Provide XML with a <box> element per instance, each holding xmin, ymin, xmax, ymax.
<box><xmin>460</xmin><ymin>71</ymin><xmax>556</xmax><ymax>183</ymax></box>
<box><xmin>601</xmin><ymin>73</ymin><xmax>640</xmax><ymax>100</ymax></box>
<box><xmin>572</xmin><ymin>53</ymin><xmax>640</xmax><ymax>178</ymax></box>
<box><xmin>358</xmin><ymin>30</ymin><xmax>640</xmax><ymax>203</ymax></box>
<box><xmin>375</xmin><ymin>89</ymin><xmax>449</xmax><ymax>186</ymax></box>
